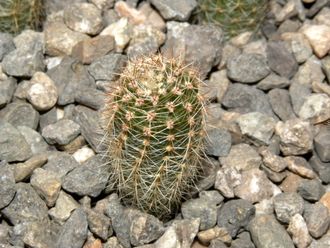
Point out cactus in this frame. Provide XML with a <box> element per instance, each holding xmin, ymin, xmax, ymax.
<box><xmin>0</xmin><ymin>0</ymin><xmax>44</xmax><ymax>34</ymax></box>
<box><xmin>102</xmin><ymin>55</ymin><xmax>206</xmax><ymax>220</ymax></box>
<box><xmin>196</xmin><ymin>0</ymin><xmax>268</xmax><ymax>39</ymax></box>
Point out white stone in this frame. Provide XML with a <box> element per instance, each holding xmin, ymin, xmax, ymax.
<box><xmin>299</xmin><ymin>93</ymin><xmax>330</xmax><ymax>124</ymax></box>
<box><xmin>302</xmin><ymin>24</ymin><xmax>330</xmax><ymax>58</ymax></box>
<box><xmin>73</xmin><ymin>146</ymin><xmax>95</xmax><ymax>164</ymax></box>
<box><xmin>287</xmin><ymin>214</ymin><xmax>312</xmax><ymax>248</ymax></box>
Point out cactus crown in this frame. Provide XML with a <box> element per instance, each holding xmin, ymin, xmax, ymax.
<box><xmin>196</xmin><ymin>0</ymin><xmax>268</xmax><ymax>39</ymax></box>
<box><xmin>103</xmin><ymin>55</ymin><xmax>206</xmax><ymax>220</ymax></box>
<box><xmin>0</xmin><ymin>0</ymin><xmax>44</xmax><ymax>34</ymax></box>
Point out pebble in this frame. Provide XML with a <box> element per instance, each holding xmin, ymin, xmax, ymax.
<box><xmin>257</xmin><ymin>73</ymin><xmax>291</xmax><ymax>91</ymax></box>
<box><xmin>287</xmin><ymin>214</ymin><xmax>312</xmax><ymax>248</ymax></box>
<box><xmin>0</xmin><ymin>163</ymin><xmax>16</xmax><ymax>209</ymax></box>
<box><xmin>304</xmin><ymin>202</ymin><xmax>330</xmax><ymax>238</ymax></box>
<box><xmin>301</xmin><ymin>24</ymin><xmax>330</xmax><ymax>58</ymax></box>
<box><xmin>268</xmin><ymin>88</ymin><xmax>297</xmax><ymax>121</ymax></box>
<box><xmin>13</xmin><ymin>154</ymin><xmax>48</xmax><ymax>182</ymax></box>
<box><xmin>73</xmin><ymin>146</ymin><xmax>96</xmax><ymax>164</ymax></box>
<box><xmin>149</xmin><ymin>0</ymin><xmax>197</xmax><ymax>21</ymax></box>
<box><xmin>30</xmin><ymin>168</ymin><xmax>61</xmax><ymax>207</ymax></box>
<box><xmin>297</xmin><ymin>179</ymin><xmax>325</xmax><ymax>202</ymax></box>
<box><xmin>0</xmin><ymin>121</ymin><xmax>32</xmax><ymax>162</ymax></box>
<box><xmin>273</xmin><ymin>192</ymin><xmax>304</xmax><ymax>223</ymax></box>
<box><xmin>284</xmin><ymin>156</ymin><xmax>317</xmax><ymax>179</ymax></box>
<box><xmin>275</xmin><ymin>119</ymin><xmax>314</xmax><ymax>155</ymax></box>
<box><xmin>204</xmin><ymin>128</ymin><xmax>231</xmax><ymax>157</ymax></box>
<box><xmin>298</xmin><ymin>93</ymin><xmax>330</xmax><ymax>124</ymax></box>
<box><xmin>227</xmin><ymin>53</ymin><xmax>270</xmax><ymax>83</ymax></box>
<box><xmin>0</xmin><ymin>77</ymin><xmax>16</xmax><ymax>108</ymax></box>
<box><xmin>27</xmin><ymin>72</ymin><xmax>58</xmax><ymax>111</ymax></box>
<box><xmin>64</xmin><ymin>3</ymin><xmax>103</xmax><ymax>35</ymax></box>
<box><xmin>249</xmin><ymin>214</ymin><xmax>295</xmax><ymax>248</ymax></box>
<box><xmin>42</xmin><ymin>119</ymin><xmax>81</xmax><ymax>146</ymax></box>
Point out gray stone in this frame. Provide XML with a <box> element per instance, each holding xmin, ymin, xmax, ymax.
<box><xmin>227</xmin><ymin>53</ymin><xmax>270</xmax><ymax>83</ymax></box>
<box><xmin>13</xmin><ymin>154</ymin><xmax>48</xmax><ymax>182</ymax></box>
<box><xmin>230</xmin><ymin>232</ymin><xmax>255</xmax><ymax>248</ymax></box>
<box><xmin>43</xmin><ymin>151</ymin><xmax>80</xmax><ymax>179</ymax></box>
<box><xmin>0</xmin><ymin>33</ymin><xmax>14</xmax><ymax>61</ymax></box>
<box><xmin>214</xmin><ymin>167</ymin><xmax>241</xmax><ymax>198</ymax></box>
<box><xmin>0</xmin><ymin>77</ymin><xmax>16</xmax><ymax>108</ymax></box>
<box><xmin>62</xmin><ymin>155</ymin><xmax>109</xmax><ymax>197</ymax></box>
<box><xmin>0</xmin><ymin>163</ymin><xmax>16</xmax><ymax>209</ymax></box>
<box><xmin>162</xmin><ymin>22</ymin><xmax>223</xmax><ymax>78</ymax></box>
<box><xmin>127</xmin><ymin>39</ymin><xmax>159</xmax><ymax>59</ymax></box>
<box><xmin>314</xmin><ymin>128</ymin><xmax>330</xmax><ymax>162</ymax></box>
<box><xmin>267</xmin><ymin>41</ymin><xmax>298</xmax><ymax>79</ymax></box>
<box><xmin>42</xmin><ymin>119</ymin><xmax>81</xmax><ymax>146</ymax></box>
<box><xmin>217</xmin><ymin>199</ymin><xmax>255</xmax><ymax>238</ymax></box>
<box><xmin>275</xmin><ymin>119</ymin><xmax>314</xmax><ymax>156</ymax></box>
<box><xmin>299</xmin><ymin>93</ymin><xmax>330</xmax><ymax>124</ymax></box>
<box><xmin>282</xmin><ymin>32</ymin><xmax>313</xmax><ymax>64</ymax></box>
<box><xmin>261</xmin><ymin>164</ymin><xmax>287</xmax><ymax>183</ymax></box>
<box><xmin>17</xmin><ymin>126</ymin><xmax>49</xmax><ymax>155</ymax></box>
<box><xmin>287</xmin><ymin>214</ymin><xmax>312</xmax><ymax>248</ymax></box>
<box><xmin>88</xmin><ymin>54</ymin><xmax>127</xmax><ymax>81</ymax></box>
<box><xmin>104</xmin><ymin>237</ymin><xmax>124</xmax><ymax>248</ymax></box>
<box><xmin>72</xmin><ymin>105</ymin><xmax>103</xmax><ymax>152</ymax></box>
<box><xmin>309</xmin><ymin>154</ymin><xmax>330</xmax><ymax>183</ymax></box>
<box><xmin>273</xmin><ymin>192</ymin><xmax>304</xmax><ymax>223</ymax></box>
<box><xmin>322</xmin><ymin>55</ymin><xmax>330</xmax><ymax>82</ymax></box>
<box><xmin>1</xmin><ymin>183</ymin><xmax>48</xmax><ymax>225</ymax></box>
<box><xmin>310</xmin><ymin>230</ymin><xmax>330</xmax><ymax>248</ymax></box>
<box><xmin>86</xmin><ymin>209</ymin><xmax>112</xmax><ymax>241</ymax></box>
<box><xmin>268</xmin><ymin>88</ymin><xmax>296</xmax><ymax>121</ymax></box>
<box><xmin>284</xmin><ymin>156</ymin><xmax>317</xmax><ymax>179</ymax></box>
<box><xmin>0</xmin><ymin>221</ymin><xmax>10</xmax><ymax>245</ymax></box>
<box><xmin>39</xmin><ymin>107</ymin><xmax>58</xmax><ymax>131</ymax></box>
<box><xmin>74</xmin><ymin>87</ymin><xmax>105</xmax><ymax>110</ymax></box>
<box><xmin>257</xmin><ymin>73</ymin><xmax>291</xmax><ymax>91</ymax></box>
<box><xmin>47</xmin><ymin>57</ymin><xmax>95</xmax><ymax>105</ymax></box>
<box><xmin>259</xmin><ymin>148</ymin><xmax>287</xmax><ymax>173</ymax></box>
<box><xmin>0</xmin><ymin>122</ymin><xmax>32</xmax><ymax>162</ymax></box>
<box><xmin>249</xmin><ymin>214</ymin><xmax>295</xmax><ymax>248</ymax></box>
<box><xmin>30</xmin><ymin>168</ymin><xmax>61</xmax><ymax>207</ymax></box>
<box><xmin>64</xmin><ymin>3</ymin><xmax>103</xmax><ymax>35</ymax></box>
<box><xmin>209</xmin><ymin>239</ymin><xmax>227</xmax><ymax>248</ymax></box>
<box><xmin>237</xmin><ymin>112</ymin><xmax>276</xmax><ymax>145</ymax></box>
<box><xmin>289</xmin><ymin>80</ymin><xmax>312</xmax><ymax>115</ymax></box>
<box><xmin>298</xmin><ymin>179</ymin><xmax>325</xmax><ymax>202</ymax></box>
<box><xmin>56</xmin><ymin>208</ymin><xmax>88</xmax><ymax>248</ymax></box>
<box><xmin>150</xmin><ymin>0</ymin><xmax>197</xmax><ymax>21</ymax></box>
<box><xmin>222</xmin><ymin>83</ymin><xmax>275</xmax><ymax>117</ymax></box>
<box><xmin>205</xmin><ymin>128</ymin><xmax>231</xmax><ymax>157</ymax></box>
<box><xmin>304</xmin><ymin>202</ymin><xmax>330</xmax><ymax>238</ymax></box>
<box><xmin>197</xmin><ymin>226</ymin><xmax>231</xmax><ymax>246</ymax></box>
<box><xmin>0</xmin><ymin>101</ymin><xmax>39</xmax><ymax>130</ymax></box>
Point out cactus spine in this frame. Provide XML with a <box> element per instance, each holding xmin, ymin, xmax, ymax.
<box><xmin>103</xmin><ymin>55</ymin><xmax>206</xmax><ymax>220</ymax></box>
<box><xmin>197</xmin><ymin>0</ymin><xmax>268</xmax><ymax>39</ymax></box>
<box><xmin>0</xmin><ymin>0</ymin><xmax>44</xmax><ymax>34</ymax></box>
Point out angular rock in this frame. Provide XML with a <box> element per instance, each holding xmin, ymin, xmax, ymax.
<box><xmin>301</xmin><ymin>24</ymin><xmax>330</xmax><ymax>58</ymax></box>
<box><xmin>204</xmin><ymin>128</ymin><xmax>231</xmax><ymax>157</ymax></box>
<box><xmin>42</xmin><ymin>119</ymin><xmax>81</xmax><ymax>146</ymax></box>
<box><xmin>214</xmin><ymin>167</ymin><xmax>241</xmax><ymax>198</ymax></box>
<box><xmin>62</xmin><ymin>155</ymin><xmax>109</xmax><ymax>197</ymax></box>
<box><xmin>72</xmin><ymin>146</ymin><xmax>95</xmax><ymax>164</ymax></box>
<box><xmin>284</xmin><ymin>156</ymin><xmax>317</xmax><ymax>179</ymax></box>
<box><xmin>257</xmin><ymin>73</ymin><xmax>291</xmax><ymax>91</ymax></box>
<box><xmin>0</xmin><ymin>77</ymin><xmax>16</xmax><ymax>108</ymax></box>
<box><xmin>304</xmin><ymin>202</ymin><xmax>330</xmax><ymax>238</ymax></box>
<box><xmin>149</xmin><ymin>0</ymin><xmax>197</xmax><ymax>21</ymax></box>
<box><xmin>266</xmin><ymin>41</ymin><xmax>298</xmax><ymax>78</ymax></box>
<box><xmin>287</xmin><ymin>214</ymin><xmax>312</xmax><ymax>248</ymax></box>
<box><xmin>273</xmin><ymin>192</ymin><xmax>304</xmax><ymax>223</ymax></box>
<box><xmin>0</xmin><ymin>163</ymin><xmax>16</xmax><ymax>209</ymax></box>
<box><xmin>86</xmin><ymin>209</ymin><xmax>112</xmax><ymax>241</ymax></box>
<box><xmin>280</xmin><ymin>172</ymin><xmax>304</xmax><ymax>193</ymax></box>
<box><xmin>275</xmin><ymin>119</ymin><xmax>313</xmax><ymax>155</ymax></box>
<box><xmin>0</xmin><ymin>32</ymin><xmax>15</xmax><ymax>61</ymax></box>
<box><xmin>227</xmin><ymin>53</ymin><xmax>270</xmax><ymax>83</ymax></box>
<box><xmin>309</xmin><ymin>230</ymin><xmax>330</xmax><ymax>248</ymax></box>
<box><xmin>0</xmin><ymin>101</ymin><xmax>39</xmax><ymax>130</ymax></box>
<box><xmin>0</xmin><ymin>121</ymin><xmax>32</xmax><ymax>162</ymax></box>
<box><xmin>309</xmin><ymin>154</ymin><xmax>330</xmax><ymax>183</ymax></box>
<box><xmin>260</xmin><ymin>148</ymin><xmax>287</xmax><ymax>172</ymax></box>
<box><xmin>289</xmin><ymin>80</ymin><xmax>312</xmax><ymax>115</ymax></box>
<box><xmin>249</xmin><ymin>214</ymin><xmax>295</xmax><ymax>248</ymax></box>
<box><xmin>56</xmin><ymin>208</ymin><xmax>88</xmax><ymax>248</ymax></box>
<box><xmin>268</xmin><ymin>88</ymin><xmax>296</xmax><ymax>121</ymax></box>
<box><xmin>17</xmin><ymin>126</ymin><xmax>49</xmax><ymax>155</ymax></box>
<box><xmin>314</xmin><ymin>128</ymin><xmax>330</xmax><ymax>162</ymax></box>
<box><xmin>197</xmin><ymin>226</ymin><xmax>231</xmax><ymax>246</ymax></box>
<box><xmin>299</xmin><ymin>93</ymin><xmax>330</xmax><ymax>124</ymax></box>
<box><xmin>13</xmin><ymin>154</ymin><xmax>48</xmax><ymax>182</ymax></box>
<box><xmin>74</xmin><ymin>87</ymin><xmax>105</xmax><ymax>110</ymax></box>
<box><xmin>297</xmin><ymin>179</ymin><xmax>325</xmax><ymax>202</ymax></box>
<box><xmin>1</xmin><ymin>183</ymin><xmax>48</xmax><ymax>225</ymax></box>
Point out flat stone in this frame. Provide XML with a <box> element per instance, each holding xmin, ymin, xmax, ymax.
<box><xmin>217</xmin><ymin>199</ymin><xmax>255</xmax><ymax>238</ymax></box>
<box><xmin>275</xmin><ymin>119</ymin><xmax>314</xmax><ymax>156</ymax></box>
<box><xmin>0</xmin><ymin>163</ymin><xmax>16</xmax><ymax>209</ymax></box>
<box><xmin>299</xmin><ymin>93</ymin><xmax>330</xmax><ymax>124</ymax></box>
<box><xmin>0</xmin><ymin>121</ymin><xmax>32</xmax><ymax>162</ymax></box>
<box><xmin>222</xmin><ymin>83</ymin><xmax>275</xmax><ymax>117</ymax></box>
<box><xmin>30</xmin><ymin>168</ymin><xmax>61</xmax><ymax>207</ymax></box>
<box><xmin>268</xmin><ymin>88</ymin><xmax>297</xmax><ymax>121</ymax></box>
<box><xmin>149</xmin><ymin>0</ymin><xmax>197</xmax><ymax>21</ymax></box>
<box><xmin>234</xmin><ymin>168</ymin><xmax>280</xmax><ymax>203</ymax></box>
<box><xmin>227</xmin><ymin>53</ymin><xmax>270</xmax><ymax>83</ymax></box>
<box><xmin>257</xmin><ymin>73</ymin><xmax>291</xmax><ymax>91</ymax></box>
<box><xmin>0</xmin><ymin>101</ymin><xmax>39</xmax><ymax>130</ymax></box>
<box><xmin>297</xmin><ymin>179</ymin><xmax>325</xmax><ymax>202</ymax></box>
<box><xmin>284</xmin><ymin>156</ymin><xmax>317</xmax><ymax>179</ymax></box>
<box><xmin>220</xmin><ymin>143</ymin><xmax>262</xmax><ymax>172</ymax></box>
<box><xmin>266</xmin><ymin>41</ymin><xmax>298</xmax><ymax>78</ymax></box>
<box><xmin>42</xmin><ymin>119</ymin><xmax>81</xmax><ymax>146</ymax></box>
<box><xmin>309</xmin><ymin>154</ymin><xmax>330</xmax><ymax>183</ymax></box>
<box><xmin>287</xmin><ymin>214</ymin><xmax>312</xmax><ymax>248</ymax></box>
<box><xmin>304</xmin><ymin>202</ymin><xmax>330</xmax><ymax>238</ymax></box>
<box><xmin>48</xmin><ymin>191</ymin><xmax>80</xmax><ymax>223</ymax></box>
<box><xmin>0</xmin><ymin>32</ymin><xmax>14</xmax><ymax>60</ymax></box>
<box><xmin>64</xmin><ymin>3</ymin><xmax>103</xmax><ymax>35</ymax></box>
<box><xmin>62</xmin><ymin>155</ymin><xmax>109</xmax><ymax>197</ymax></box>
<box><xmin>204</xmin><ymin>128</ymin><xmax>231</xmax><ymax>157</ymax></box>
<box><xmin>17</xmin><ymin>126</ymin><xmax>49</xmax><ymax>155</ymax></box>
<box><xmin>71</xmin><ymin>35</ymin><xmax>115</xmax><ymax>65</ymax></box>
<box><xmin>301</xmin><ymin>24</ymin><xmax>330</xmax><ymax>58</ymax></box>
<box><xmin>273</xmin><ymin>192</ymin><xmax>304</xmax><ymax>223</ymax></box>
<box><xmin>236</xmin><ymin>112</ymin><xmax>276</xmax><ymax>145</ymax></box>
<box><xmin>1</xmin><ymin>183</ymin><xmax>48</xmax><ymax>225</ymax></box>
<box><xmin>13</xmin><ymin>154</ymin><xmax>48</xmax><ymax>182</ymax></box>
<box><xmin>0</xmin><ymin>77</ymin><xmax>16</xmax><ymax>108</ymax></box>
<box><xmin>249</xmin><ymin>214</ymin><xmax>295</xmax><ymax>248</ymax></box>
<box><xmin>56</xmin><ymin>208</ymin><xmax>88</xmax><ymax>248</ymax></box>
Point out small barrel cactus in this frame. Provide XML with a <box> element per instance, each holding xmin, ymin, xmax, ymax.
<box><xmin>197</xmin><ymin>0</ymin><xmax>268</xmax><ymax>39</ymax></box>
<box><xmin>0</xmin><ymin>0</ymin><xmax>44</xmax><ymax>34</ymax></box>
<box><xmin>102</xmin><ymin>55</ymin><xmax>206</xmax><ymax>220</ymax></box>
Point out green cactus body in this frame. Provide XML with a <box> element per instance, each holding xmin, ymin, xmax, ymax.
<box><xmin>197</xmin><ymin>0</ymin><xmax>268</xmax><ymax>39</ymax></box>
<box><xmin>0</xmin><ymin>0</ymin><xmax>44</xmax><ymax>34</ymax></box>
<box><xmin>103</xmin><ymin>55</ymin><xmax>206</xmax><ymax>220</ymax></box>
